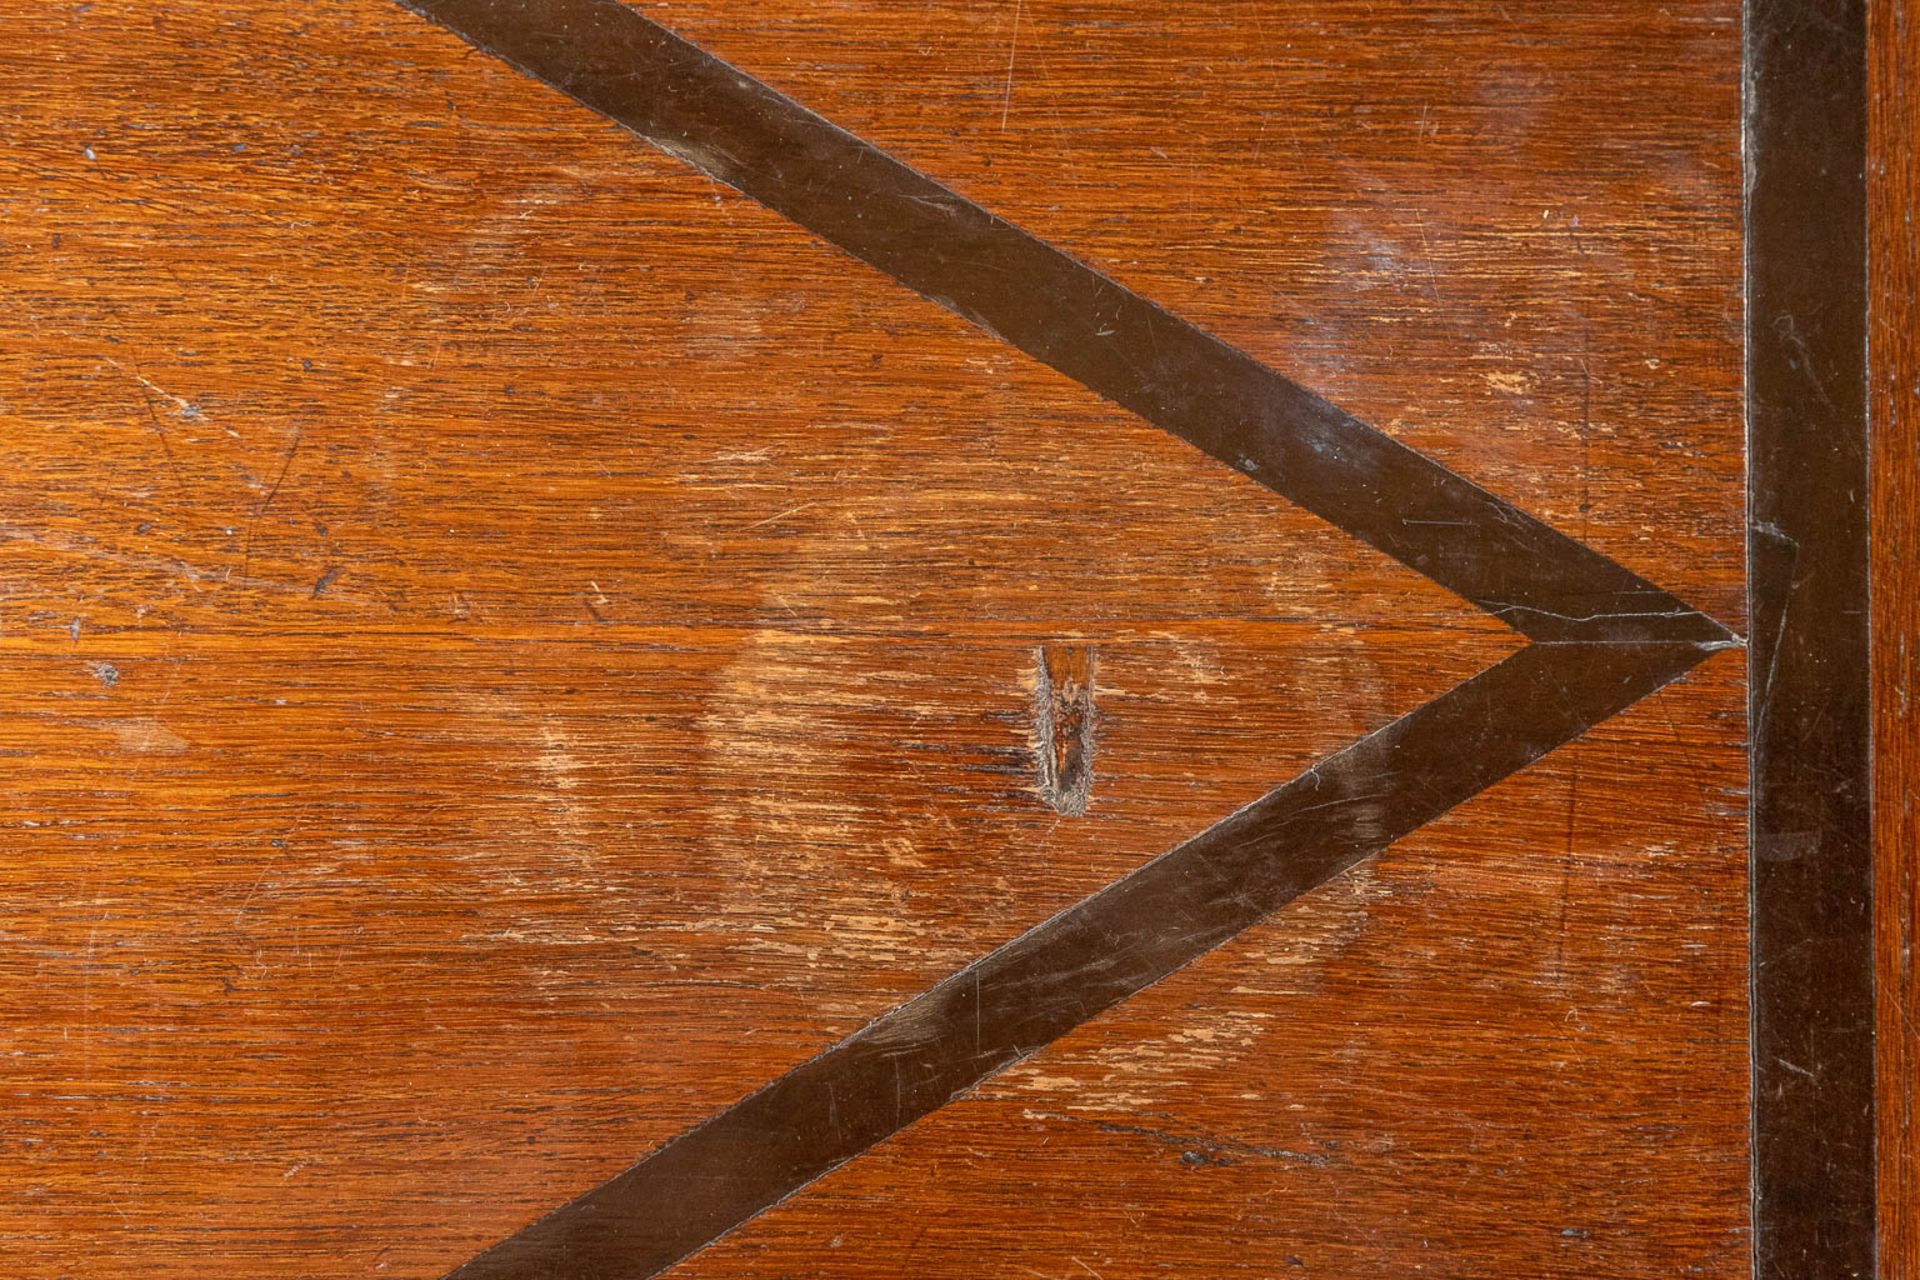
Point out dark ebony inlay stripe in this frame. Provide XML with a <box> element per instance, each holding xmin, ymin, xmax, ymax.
<box><xmin>1747</xmin><ymin>0</ymin><xmax>1875</xmax><ymax>1275</ymax></box>
<box><xmin>393</xmin><ymin>0</ymin><xmax>1732</xmax><ymax>650</ymax></box>
<box><xmin>446</xmin><ymin>641</ymin><xmax>1714</xmax><ymax>1280</ymax></box>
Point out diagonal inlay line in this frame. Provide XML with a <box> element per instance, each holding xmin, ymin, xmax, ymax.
<box><xmin>397</xmin><ymin>0</ymin><xmax>1730</xmax><ymax>650</ymax></box>
<box><xmin>444</xmin><ymin>642</ymin><xmax>1710</xmax><ymax>1280</ymax></box>
<box><xmin>375</xmin><ymin>2</ymin><xmax>1741</xmax><ymax>1276</ymax></box>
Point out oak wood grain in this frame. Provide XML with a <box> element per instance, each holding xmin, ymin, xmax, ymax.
<box><xmin>0</xmin><ymin>2</ymin><xmax>1751</xmax><ymax>1277</ymax></box>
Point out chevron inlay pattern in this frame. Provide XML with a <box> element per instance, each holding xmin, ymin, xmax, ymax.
<box><xmin>348</xmin><ymin>4</ymin><xmax>1757</xmax><ymax>1278</ymax></box>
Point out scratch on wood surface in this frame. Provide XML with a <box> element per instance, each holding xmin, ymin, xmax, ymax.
<box><xmin>1000</xmin><ymin>0</ymin><xmax>1023</xmax><ymax>129</ymax></box>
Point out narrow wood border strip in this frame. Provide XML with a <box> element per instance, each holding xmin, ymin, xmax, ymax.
<box><xmin>1746</xmin><ymin>0</ymin><xmax>1876</xmax><ymax>1275</ymax></box>
<box><xmin>1869</xmin><ymin>0</ymin><xmax>1919</xmax><ymax>1267</ymax></box>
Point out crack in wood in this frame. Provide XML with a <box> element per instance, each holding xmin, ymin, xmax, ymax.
<box><xmin>1033</xmin><ymin>643</ymin><xmax>1096</xmax><ymax>818</ymax></box>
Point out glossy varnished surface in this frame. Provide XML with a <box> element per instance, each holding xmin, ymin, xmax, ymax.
<box><xmin>0</xmin><ymin>1</ymin><xmax>1772</xmax><ymax>1277</ymax></box>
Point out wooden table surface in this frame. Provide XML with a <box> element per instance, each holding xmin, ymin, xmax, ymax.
<box><xmin>0</xmin><ymin>1</ymin><xmax>1906</xmax><ymax>1277</ymax></box>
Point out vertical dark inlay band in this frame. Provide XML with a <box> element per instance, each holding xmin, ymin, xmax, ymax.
<box><xmin>1747</xmin><ymin>0</ymin><xmax>1875</xmax><ymax>1276</ymax></box>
